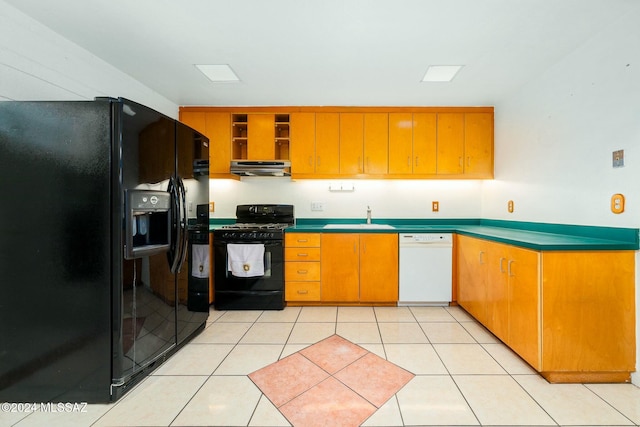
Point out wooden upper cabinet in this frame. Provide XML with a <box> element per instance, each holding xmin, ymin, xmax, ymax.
<box><xmin>339</xmin><ymin>113</ymin><xmax>364</xmax><ymax>174</ymax></box>
<box><xmin>179</xmin><ymin>111</ymin><xmax>206</xmax><ymax>135</ymax></box>
<box><xmin>180</xmin><ymin>111</ymin><xmax>232</xmax><ymax>176</ymax></box>
<box><xmin>179</xmin><ymin>106</ymin><xmax>493</xmax><ymax>179</ymax></box>
<box><xmin>315</xmin><ymin>113</ymin><xmax>340</xmax><ymax>174</ymax></box>
<box><xmin>464</xmin><ymin>112</ymin><xmax>494</xmax><ymax>177</ymax></box>
<box><xmin>388</xmin><ymin>113</ymin><xmax>413</xmax><ymax>174</ymax></box>
<box><xmin>363</xmin><ymin>113</ymin><xmax>388</xmax><ymax>174</ymax></box>
<box><xmin>205</xmin><ymin>113</ymin><xmax>231</xmax><ymax>175</ymax></box>
<box><xmin>436</xmin><ymin>113</ymin><xmax>465</xmax><ymax>174</ymax></box>
<box><xmin>247</xmin><ymin>114</ymin><xmax>275</xmax><ymax>159</ymax></box>
<box><xmin>290</xmin><ymin>113</ymin><xmax>315</xmax><ymax>175</ymax></box>
<box><xmin>413</xmin><ymin>113</ymin><xmax>437</xmax><ymax>174</ymax></box>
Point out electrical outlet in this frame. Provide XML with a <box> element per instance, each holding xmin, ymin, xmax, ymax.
<box><xmin>311</xmin><ymin>201</ymin><xmax>325</xmax><ymax>211</ymax></box>
<box><xmin>611</xmin><ymin>193</ymin><xmax>625</xmax><ymax>214</ymax></box>
<box><xmin>432</xmin><ymin>201</ymin><xmax>439</xmax><ymax>212</ymax></box>
<box><xmin>508</xmin><ymin>200</ymin><xmax>514</xmax><ymax>213</ymax></box>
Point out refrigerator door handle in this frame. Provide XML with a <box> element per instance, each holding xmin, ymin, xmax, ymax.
<box><xmin>168</xmin><ymin>176</ymin><xmax>182</xmax><ymax>274</ymax></box>
<box><xmin>176</xmin><ymin>177</ymin><xmax>189</xmax><ymax>273</ymax></box>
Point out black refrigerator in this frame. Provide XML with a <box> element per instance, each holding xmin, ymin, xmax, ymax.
<box><xmin>0</xmin><ymin>97</ymin><xmax>210</xmax><ymax>403</ymax></box>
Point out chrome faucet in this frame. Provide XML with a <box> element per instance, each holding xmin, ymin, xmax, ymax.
<box><xmin>366</xmin><ymin>205</ymin><xmax>372</xmax><ymax>224</ymax></box>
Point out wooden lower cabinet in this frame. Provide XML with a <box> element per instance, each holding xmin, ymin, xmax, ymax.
<box><xmin>321</xmin><ymin>233</ymin><xmax>398</xmax><ymax>304</ymax></box>
<box><xmin>457</xmin><ymin>235</ymin><xmax>635</xmax><ymax>382</ymax></box>
<box><xmin>285</xmin><ymin>233</ymin><xmax>322</xmax><ymax>302</ymax></box>
<box><xmin>540</xmin><ymin>251</ymin><xmax>635</xmax><ymax>382</ymax></box>
<box><xmin>457</xmin><ymin>234</ymin><xmax>489</xmax><ymax>324</ymax></box>
<box><xmin>359</xmin><ymin>234</ymin><xmax>399</xmax><ymax>302</ymax></box>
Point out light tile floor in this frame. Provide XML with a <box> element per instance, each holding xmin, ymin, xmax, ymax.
<box><xmin>3</xmin><ymin>305</ymin><xmax>640</xmax><ymax>426</ymax></box>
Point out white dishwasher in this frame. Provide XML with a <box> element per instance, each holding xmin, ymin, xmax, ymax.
<box><xmin>398</xmin><ymin>233</ymin><xmax>453</xmax><ymax>306</ymax></box>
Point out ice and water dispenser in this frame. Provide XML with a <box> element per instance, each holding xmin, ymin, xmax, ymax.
<box><xmin>124</xmin><ymin>190</ymin><xmax>171</xmax><ymax>260</ymax></box>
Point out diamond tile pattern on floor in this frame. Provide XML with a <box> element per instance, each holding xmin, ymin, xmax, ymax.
<box><xmin>249</xmin><ymin>334</ymin><xmax>415</xmax><ymax>427</ymax></box>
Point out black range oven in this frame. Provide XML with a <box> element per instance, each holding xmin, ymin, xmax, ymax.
<box><xmin>213</xmin><ymin>204</ymin><xmax>294</xmax><ymax>310</ymax></box>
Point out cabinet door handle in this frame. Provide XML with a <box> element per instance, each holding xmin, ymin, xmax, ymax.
<box><xmin>508</xmin><ymin>260</ymin><xmax>515</xmax><ymax>277</ymax></box>
<box><xmin>407</xmin><ymin>156</ymin><xmax>411</xmax><ymax>166</ymax></box>
<box><xmin>297</xmin><ymin>290</ymin><xmax>309</xmax><ymax>294</ymax></box>
<box><xmin>317</xmin><ymin>156</ymin><xmax>321</xmax><ymax>166</ymax></box>
<box><xmin>459</xmin><ymin>156</ymin><xmax>463</xmax><ymax>167</ymax></box>
<box><xmin>467</xmin><ymin>156</ymin><xmax>471</xmax><ymax>167</ymax></box>
<box><xmin>499</xmin><ymin>257</ymin><xmax>506</xmax><ymax>273</ymax></box>
<box><xmin>479</xmin><ymin>251</ymin><xmax>485</xmax><ymax>265</ymax></box>
<box><xmin>308</xmin><ymin>156</ymin><xmax>313</xmax><ymax>166</ymax></box>
<box><xmin>415</xmin><ymin>157</ymin><xmax>419</xmax><ymax>167</ymax></box>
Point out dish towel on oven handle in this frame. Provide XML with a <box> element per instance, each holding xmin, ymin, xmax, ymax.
<box><xmin>191</xmin><ymin>244</ymin><xmax>210</xmax><ymax>279</ymax></box>
<box><xmin>227</xmin><ymin>243</ymin><xmax>265</xmax><ymax>277</ymax></box>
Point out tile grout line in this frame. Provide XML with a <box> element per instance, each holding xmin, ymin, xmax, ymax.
<box><xmin>435</xmin><ymin>308</ymin><xmax>483</xmax><ymax>427</ymax></box>
<box><xmin>453</xmin><ymin>305</ymin><xmax>561</xmax><ymax>427</ymax></box>
<box><xmin>168</xmin><ymin>309</ymin><xmax>264</xmax><ymax>427</ymax></box>
<box><xmin>582</xmin><ymin>383</ymin><xmax>638</xmax><ymax>426</ymax></box>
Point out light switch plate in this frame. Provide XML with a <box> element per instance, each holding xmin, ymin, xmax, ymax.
<box><xmin>613</xmin><ymin>150</ymin><xmax>624</xmax><ymax>168</ymax></box>
<box><xmin>311</xmin><ymin>201</ymin><xmax>325</xmax><ymax>211</ymax></box>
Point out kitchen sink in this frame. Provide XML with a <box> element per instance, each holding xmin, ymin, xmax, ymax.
<box><xmin>322</xmin><ymin>224</ymin><xmax>396</xmax><ymax>229</ymax></box>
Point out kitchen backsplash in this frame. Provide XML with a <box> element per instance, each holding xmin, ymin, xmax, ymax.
<box><xmin>209</xmin><ymin>178</ymin><xmax>484</xmax><ymax>219</ymax></box>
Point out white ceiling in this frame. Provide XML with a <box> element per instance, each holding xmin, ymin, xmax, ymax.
<box><xmin>5</xmin><ymin>0</ymin><xmax>637</xmax><ymax>107</ymax></box>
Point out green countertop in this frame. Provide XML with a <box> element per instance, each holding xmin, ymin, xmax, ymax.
<box><xmin>283</xmin><ymin>219</ymin><xmax>639</xmax><ymax>251</ymax></box>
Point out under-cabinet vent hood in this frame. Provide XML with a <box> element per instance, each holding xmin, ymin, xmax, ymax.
<box><xmin>230</xmin><ymin>160</ymin><xmax>291</xmax><ymax>177</ymax></box>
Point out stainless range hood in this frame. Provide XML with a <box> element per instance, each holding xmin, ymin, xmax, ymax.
<box><xmin>230</xmin><ymin>160</ymin><xmax>291</xmax><ymax>177</ymax></box>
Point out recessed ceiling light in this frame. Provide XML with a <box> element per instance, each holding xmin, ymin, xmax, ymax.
<box><xmin>421</xmin><ymin>65</ymin><xmax>463</xmax><ymax>82</ymax></box>
<box><xmin>195</xmin><ymin>64</ymin><xmax>240</xmax><ymax>82</ymax></box>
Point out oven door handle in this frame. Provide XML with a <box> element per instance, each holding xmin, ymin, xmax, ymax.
<box><xmin>214</xmin><ymin>240</ymin><xmax>282</xmax><ymax>247</ymax></box>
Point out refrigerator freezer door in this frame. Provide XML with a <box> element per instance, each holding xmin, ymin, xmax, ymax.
<box><xmin>0</xmin><ymin>100</ymin><xmax>113</xmax><ymax>402</ymax></box>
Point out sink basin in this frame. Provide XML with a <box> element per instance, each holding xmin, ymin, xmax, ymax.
<box><xmin>323</xmin><ymin>224</ymin><xmax>395</xmax><ymax>229</ymax></box>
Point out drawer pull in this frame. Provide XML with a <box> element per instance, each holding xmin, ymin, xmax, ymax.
<box><xmin>297</xmin><ymin>239</ymin><xmax>308</xmax><ymax>243</ymax></box>
<box><xmin>297</xmin><ymin>270</ymin><xmax>308</xmax><ymax>274</ymax></box>
<box><xmin>297</xmin><ymin>290</ymin><xmax>309</xmax><ymax>294</ymax></box>
<box><xmin>297</xmin><ymin>253</ymin><xmax>308</xmax><ymax>257</ymax></box>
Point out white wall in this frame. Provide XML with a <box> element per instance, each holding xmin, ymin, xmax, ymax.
<box><xmin>0</xmin><ymin>1</ymin><xmax>178</xmax><ymax>117</ymax></box>
<box><xmin>210</xmin><ymin>178</ymin><xmax>484</xmax><ymax>220</ymax></box>
<box><xmin>484</xmin><ymin>9</ymin><xmax>640</xmax><ymax>385</ymax></box>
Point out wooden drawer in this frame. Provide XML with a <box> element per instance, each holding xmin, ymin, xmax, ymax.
<box><xmin>285</xmin><ymin>247</ymin><xmax>321</xmax><ymax>261</ymax></box>
<box><xmin>285</xmin><ymin>262</ymin><xmax>320</xmax><ymax>281</ymax></box>
<box><xmin>286</xmin><ymin>281</ymin><xmax>321</xmax><ymax>301</ymax></box>
<box><xmin>285</xmin><ymin>233</ymin><xmax>321</xmax><ymax>247</ymax></box>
